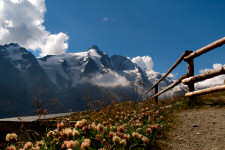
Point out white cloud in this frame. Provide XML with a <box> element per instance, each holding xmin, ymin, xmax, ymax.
<box><xmin>131</xmin><ymin>56</ymin><xmax>154</xmax><ymax>70</ymax></box>
<box><xmin>102</xmin><ymin>17</ymin><xmax>116</xmax><ymax>22</ymax></box>
<box><xmin>199</xmin><ymin>63</ymin><xmax>224</xmax><ymax>74</ymax></box>
<box><xmin>162</xmin><ymin>73</ymin><xmax>177</xmax><ymax>79</ymax></box>
<box><xmin>40</xmin><ymin>33</ymin><xmax>69</xmax><ymax>57</ymax></box>
<box><xmin>213</xmin><ymin>63</ymin><xmax>223</xmax><ymax>69</ymax></box>
<box><xmin>0</xmin><ymin>0</ymin><xmax>69</xmax><ymax>57</ymax></box>
<box><xmin>80</xmin><ymin>71</ymin><xmax>130</xmax><ymax>88</ymax></box>
<box><xmin>199</xmin><ymin>63</ymin><xmax>223</xmax><ymax>74</ymax></box>
<box><xmin>102</xmin><ymin>17</ymin><xmax>109</xmax><ymax>22</ymax></box>
<box><xmin>197</xmin><ymin>63</ymin><xmax>225</xmax><ymax>88</ymax></box>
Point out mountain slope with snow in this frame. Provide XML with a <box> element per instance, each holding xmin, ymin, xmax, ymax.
<box><xmin>0</xmin><ymin>43</ymin><xmax>184</xmax><ymax>118</ymax></box>
<box><xmin>38</xmin><ymin>46</ymin><xmax>113</xmax><ymax>89</ymax></box>
<box><xmin>0</xmin><ymin>43</ymin><xmax>59</xmax><ymax>118</ymax></box>
<box><xmin>38</xmin><ymin>46</ymin><xmax>175</xmax><ymax>96</ymax></box>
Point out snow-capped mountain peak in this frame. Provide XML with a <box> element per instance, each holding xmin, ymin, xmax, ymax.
<box><xmin>38</xmin><ymin>46</ymin><xmax>113</xmax><ymax>88</ymax></box>
<box><xmin>0</xmin><ymin>43</ymin><xmax>26</xmax><ymax>60</ymax></box>
<box><xmin>37</xmin><ymin>46</ymin><xmax>176</xmax><ymax>99</ymax></box>
<box><xmin>90</xmin><ymin>45</ymin><xmax>103</xmax><ymax>54</ymax></box>
<box><xmin>110</xmin><ymin>55</ymin><xmax>135</xmax><ymax>70</ymax></box>
<box><xmin>0</xmin><ymin>43</ymin><xmax>185</xmax><ymax>118</ymax></box>
<box><xmin>0</xmin><ymin>43</ymin><xmax>35</xmax><ymax>70</ymax></box>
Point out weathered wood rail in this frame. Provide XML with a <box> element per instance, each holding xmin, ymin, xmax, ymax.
<box><xmin>182</xmin><ymin>66</ymin><xmax>225</xmax><ymax>85</ymax></box>
<box><xmin>146</xmin><ymin>37</ymin><xmax>225</xmax><ymax>104</ymax></box>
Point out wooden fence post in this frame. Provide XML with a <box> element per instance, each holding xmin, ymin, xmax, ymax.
<box><xmin>186</xmin><ymin>50</ymin><xmax>195</xmax><ymax>105</ymax></box>
<box><xmin>155</xmin><ymin>84</ymin><xmax>158</xmax><ymax>104</ymax></box>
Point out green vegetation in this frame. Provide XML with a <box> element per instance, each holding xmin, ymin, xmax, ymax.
<box><xmin>4</xmin><ymin>91</ymin><xmax>225</xmax><ymax>150</ymax></box>
<box><xmin>5</xmin><ymin>99</ymin><xmax>173</xmax><ymax>150</ymax></box>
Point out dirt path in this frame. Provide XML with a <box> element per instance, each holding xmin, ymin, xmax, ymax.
<box><xmin>168</xmin><ymin>107</ymin><xmax>225</xmax><ymax>150</ymax></box>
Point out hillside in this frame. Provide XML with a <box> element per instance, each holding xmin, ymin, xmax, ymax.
<box><xmin>2</xmin><ymin>92</ymin><xmax>225</xmax><ymax>149</ymax></box>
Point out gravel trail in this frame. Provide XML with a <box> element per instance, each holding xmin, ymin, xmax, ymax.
<box><xmin>168</xmin><ymin>107</ymin><xmax>225</xmax><ymax>150</ymax></box>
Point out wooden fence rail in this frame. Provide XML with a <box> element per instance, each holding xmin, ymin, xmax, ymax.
<box><xmin>150</xmin><ymin>74</ymin><xmax>188</xmax><ymax>100</ymax></box>
<box><xmin>184</xmin><ymin>37</ymin><xmax>225</xmax><ymax>61</ymax></box>
<box><xmin>182</xmin><ymin>66</ymin><xmax>225</xmax><ymax>85</ymax></box>
<box><xmin>146</xmin><ymin>51</ymin><xmax>189</xmax><ymax>95</ymax></box>
<box><xmin>185</xmin><ymin>85</ymin><xmax>225</xmax><ymax>97</ymax></box>
<box><xmin>146</xmin><ymin>37</ymin><xmax>225</xmax><ymax>104</ymax></box>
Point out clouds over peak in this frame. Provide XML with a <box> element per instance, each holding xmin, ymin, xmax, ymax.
<box><xmin>0</xmin><ymin>0</ymin><xmax>69</xmax><ymax>57</ymax></box>
<box><xmin>80</xmin><ymin>71</ymin><xmax>130</xmax><ymax>88</ymax></box>
<box><xmin>131</xmin><ymin>56</ymin><xmax>154</xmax><ymax>70</ymax></box>
<box><xmin>40</xmin><ymin>33</ymin><xmax>69</xmax><ymax>57</ymax></box>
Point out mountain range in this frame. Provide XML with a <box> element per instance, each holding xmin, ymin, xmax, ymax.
<box><xmin>0</xmin><ymin>43</ymin><xmax>182</xmax><ymax>118</ymax></box>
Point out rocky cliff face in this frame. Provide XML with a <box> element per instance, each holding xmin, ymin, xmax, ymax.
<box><xmin>0</xmin><ymin>43</ymin><xmax>59</xmax><ymax>118</ymax></box>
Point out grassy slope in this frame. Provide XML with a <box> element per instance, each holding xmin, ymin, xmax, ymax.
<box><xmin>3</xmin><ymin>91</ymin><xmax>225</xmax><ymax>149</ymax></box>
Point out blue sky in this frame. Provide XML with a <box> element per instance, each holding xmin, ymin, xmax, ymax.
<box><xmin>43</xmin><ymin>0</ymin><xmax>225</xmax><ymax>76</ymax></box>
<box><xmin>1</xmin><ymin>0</ymin><xmax>224</xmax><ymax>77</ymax></box>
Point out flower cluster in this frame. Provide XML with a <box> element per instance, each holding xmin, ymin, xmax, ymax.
<box><xmin>61</xmin><ymin>140</ymin><xmax>79</xmax><ymax>149</ymax></box>
<box><xmin>5</xmin><ymin>100</ymin><xmax>168</xmax><ymax>149</ymax></box>
<box><xmin>81</xmin><ymin>139</ymin><xmax>91</xmax><ymax>149</ymax></box>
<box><xmin>6</xmin><ymin>133</ymin><xmax>17</xmax><ymax>142</ymax></box>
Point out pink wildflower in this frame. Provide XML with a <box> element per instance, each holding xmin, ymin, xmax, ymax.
<box><xmin>35</xmin><ymin>140</ymin><xmax>44</xmax><ymax>146</ymax></box>
<box><xmin>57</xmin><ymin>122</ymin><xmax>64</xmax><ymax>129</ymax></box>
<box><xmin>72</xmin><ymin>129</ymin><xmax>80</xmax><ymax>137</ymax></box>
<box><xmin>117</xmin><ymin>125</ymin><xmax>124</xmax><ymax>132</ymax></box>
<box><xmin>120</xmin><ymin>139</ymin><xmax>127</xmax><ymax>146</ymax></box>
<box><xmin>6</xmin><ymin>133</ymin><xmax>17</xmax><ymax>142</ymax></box>
<box><xmin>24</xmin><ymin>141</ymin><xmax>33</xmax><ymax>149</ymax></box>
<box><xmin>146</xmin><ymin>128</ymin><xmax>152</xmax><ymax>134</ymax></box>
<box><xmin>142</xmin><ymin>136</ymin><xmax>149</xmax><ymax>143</ymax></box>
<box><xmin>103</xmin><ymin>121</ymin><xmax>108</xmax><ymax>125</ymax></box>
<box><xmin>75</xmin><ymin>121</ymin><xmax>83</xmax><ymax>129</ymax></box>
<box><xmin>81</xmin><ymin>139</ymin><xmax>91</xmax><ymax>149</ymax></box>
<box><xmin>82</xmin><ymin>125</ymin><xmax>88</xmax><ymax>132</ymax></box>
<box><xmin>112</xmin><ymin>135</ymin><xmax>121</xmax><ymax>143</ymax></box>
<box><xmin>132</xmin><ymin>132</ymin><xmax>142</xmax><ymax>139</ymax></box>
<box><xmin>115</xmin><ymin>115</ymin><xmax>119</xmax><ymax>121</ymax></box>
<box><xmin>108</xmin><ymin>131</ymin><xmax>114</xmax><ymax>138</ymax></box>
<box><xmin>7</xmin><ymin>145</ymin><xmax>16</xmax><ymax>150</ymax></box>
<box><xmin>96</xmin><ymin>124</ymin><xmax>104</xmax><ymax>132</ymax></box>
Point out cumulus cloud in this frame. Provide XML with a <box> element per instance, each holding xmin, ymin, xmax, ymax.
<box><xmin>196</xmin><ymin>63</ymin><xmax>225</xmax><ymax>88</ymax></box>
<box><xmin>0</xmin><ymin>0</ymin><xmax>69</xmax><ymax>56</ymax></box>
<box><xmin>80</xmin><ymin>71</ymin><xmax>130</xmax><ymax>88</ymax></box>
<box><xmin>131</xmin><ymin>56</ymin><xmax>154</xmax><ymax>70</ymax></box>
<box><xmin>40</xmin><ymin>33</ymin><xmax>69</xmax><ymax>57</ymax></box>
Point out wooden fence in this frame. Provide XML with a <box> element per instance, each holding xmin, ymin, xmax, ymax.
<box><xmin>146</xmin><ymin>37</ymin><xmax>225</xmax><ymax>104</ymax></box>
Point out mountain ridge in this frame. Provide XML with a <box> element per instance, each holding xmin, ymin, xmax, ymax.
<box><xmin>0</xmin><ymin>43</ymin><xmax>181</xmax><ymax>118</ymax></box>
